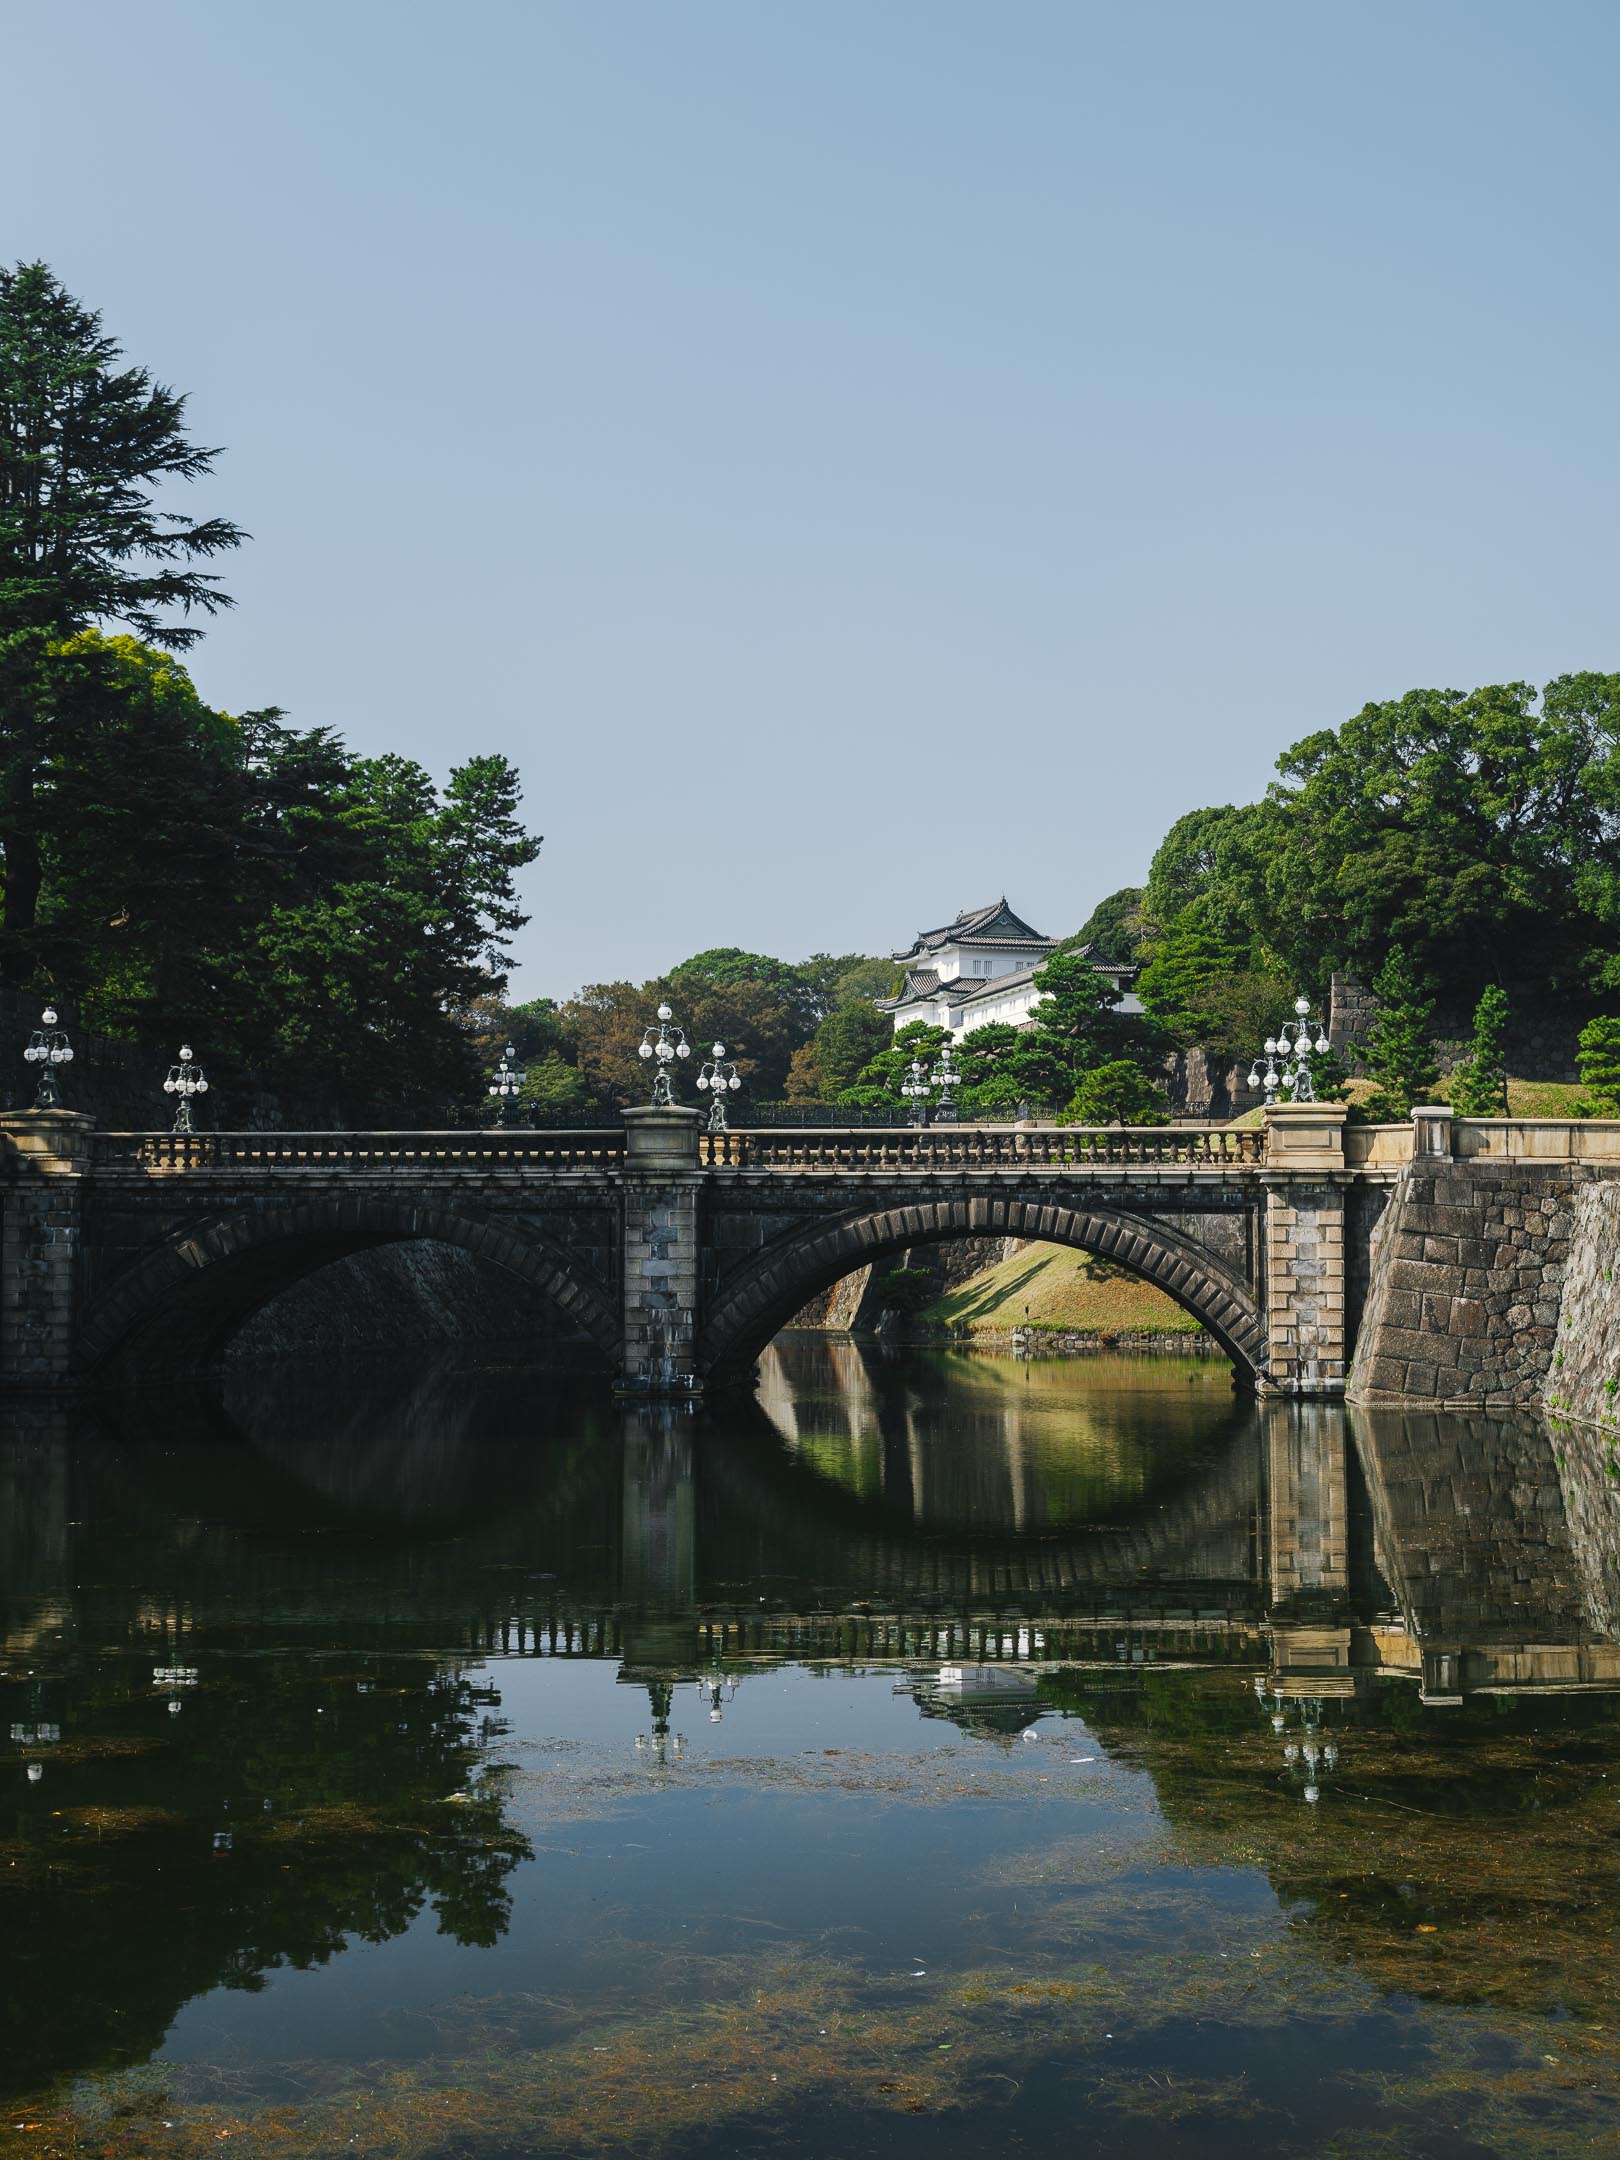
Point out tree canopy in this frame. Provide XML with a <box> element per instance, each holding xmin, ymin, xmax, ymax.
<box><xmin>0</xmin><ymin>265</ymin><xmax>542</xmax><ymax>1120</ymax></box>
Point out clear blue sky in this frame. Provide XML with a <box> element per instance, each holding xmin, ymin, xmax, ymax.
<box><xmin>4</xmin><ymin>1</ymin><xmax>1617</xmax><ymax>997</ymax></box>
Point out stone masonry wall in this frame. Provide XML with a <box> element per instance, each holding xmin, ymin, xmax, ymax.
<box><xmin>1543</xmin><ymin>1181</ymin><xmax>1620</xmax><ymax>1442</ymax></box>
<box><xmin>1348</xmin><ymin>1162</ymin><xmax>1586</xmax><ymax>1407</ymax></box>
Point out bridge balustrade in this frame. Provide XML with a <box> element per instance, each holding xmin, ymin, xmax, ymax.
<box><xmin>698</xmin><ymin>1124</ymin><xmax>1265</xmax><ymax>1170</ymax></box>
<box><xmin>88</xmin><ymin>1129</ymin><xmax>628</xmax><ymax>1173</ymax></box>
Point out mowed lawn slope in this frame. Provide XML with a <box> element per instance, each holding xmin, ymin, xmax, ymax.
<box><xmin>921</xmin><ymin>1241</ymin><xmax>1206</xmax><ymax>1336</ymax></box>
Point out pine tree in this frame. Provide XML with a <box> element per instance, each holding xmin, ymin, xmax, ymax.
<box><xmin>0</xmin><ymin>261</ymin><xmax>244</xmax><ymax>976</ymax></box>
<box><xmin>1577</xmin><ymin>1016</ymin><xmax>1620</xmax><ymax>1117</ymax></box>
<box><xmin>1449</xmin><ymin>984</ymin><xmax>1511</xmax><ymax>1117</ymax></box>
<box><xmin>1361</xmin><ymin>948</ymin><xmax>1440</xmax><ymax>1121</ymax></box>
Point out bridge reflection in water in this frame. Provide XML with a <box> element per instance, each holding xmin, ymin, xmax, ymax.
<box><xmin>7</xmin><ymin>1340</ymin><xmax>1620</xmax><ymax>1717</ymax></box>
<box><xmin>8</xmin><ymin>1348</ymin><xmax>1620</xmax><ymax>2142</ymax></box>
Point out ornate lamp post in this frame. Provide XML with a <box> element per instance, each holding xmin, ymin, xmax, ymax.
<box><xmin>487</xmin><ymin>1040</ymin><xmax>526</xmax><ymax>1127</ymax></box>
<box><xmin>933</xmin><ymin>1042</ymin><xmax>963</xmax><ymax>1124</ymax></box>
<box><xmin>22</xmin><ymin>1006</ymin><xmax>74</xmax><ymax>1110</ymax></box>
<box><xmin>637</xmin><ymin>1003</ymin><xmax>691</xmax><ymax>1106</ymax></box>
<box><xmin>899</xmin><ymin>1056</ymin><xmax>932</xmax><ymax>1128</ymax></box>
<box><xmin>161</xmin><ymin>1045</ymin><xmax>209</xmax><ymax>1133</ymax></box>
<box><xmin>696</xmin><ymin>1041</ymin><xmax>741</xmax><ymax>1132</ymax></box>
<box><xmin>1247</xmin><ymin>995</ymin><xmax>1331</xmax><ymax>1104</ymax></box>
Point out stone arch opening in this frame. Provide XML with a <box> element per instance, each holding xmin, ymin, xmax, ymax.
<box><xmin>77</xmin><ymin>1199</ymin><xmax>620</xmax><ymax>1379</ymax></box>
<box><xmin>698</xmin><ymin>1198</ymin><xmax>1267</xmax><ymax>1388</ymax></box>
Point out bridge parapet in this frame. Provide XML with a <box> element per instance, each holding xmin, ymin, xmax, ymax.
<box><xmin>88</xmin><ymin>1128</ymin><xmax>626</xmax><ymax>1175</ymax></box>
<box><xmin>699</xmin><ymin>1124</ymin><xmax>1264</xmax><ymax>1170</ymax></box>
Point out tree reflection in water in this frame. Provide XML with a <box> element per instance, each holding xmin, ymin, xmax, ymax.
<box><xmin>5</xmin><ymin>1346</ymin><xmax>1620</xmax><ymax>2152</ymax></box>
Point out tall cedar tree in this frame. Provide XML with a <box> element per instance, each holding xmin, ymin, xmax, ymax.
<box><xmin>1448</xmin><ymin>985</ymin><xmax>1511</xmax><ymax>1117</ymax></box>
<box><xmin>0</xmin><ymin>263</ymin><xmax>243</xmax><ymax>976</ymax></box>
<box><xmin>1361</xmin><ymin>949</ymin><xmax>1441</xmax><ymax>1122</ymax></box>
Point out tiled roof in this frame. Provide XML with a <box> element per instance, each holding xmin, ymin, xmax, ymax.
<box><xmin>879</xmin><ymin>953</ymin><xmax>1140</xmax><ymax>1015</ymax></box>
<box><xmin>892</xmin><ymin>897</ymin><xmax>1052</xmax><ymax>961</ymax></box>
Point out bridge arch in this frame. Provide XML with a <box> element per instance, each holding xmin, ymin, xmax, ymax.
<box><xmin>698</xmin><ymin>1197</ymin><xmax>1267</xmax><ymax>1387</ymax></box>
<box><xmin>77</xmin><ymin>1198</ymin><xmax>621</xmax><ymax>1377</ymax></box>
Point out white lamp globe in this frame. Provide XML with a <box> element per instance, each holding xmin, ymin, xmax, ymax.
<box><xmin>638</xmin><ymin>1042</ymin><xmax>653</xmax><ymax>1059</ymax></box>
<box><xmin>697</xmin><ymin>1074</ymin><xmax>709</xmax><ymax>1089</ymax></box>
<box><xmin>196</xmin><ymin>1078</ymin><xmax>208</xmax><ymax>1093</ymax></box>
<box><xmin>179</xmin><ymin>1045</ymin><xmax>193</xmax><ymax>1062</ymax></box>
<box><xmin>676</xmin><ymin>1041</ymin><xmax>690</xmax><ymax>1057</ymax></box>
<box><xmin>729</xmin><ymin>1074</ymin><xmax>741</xmax><ymax>1090</ymax></box>
<box><xmin>41</xmin><ymin>1007</ymin><xmax>56</xmax><ymax>1026</ymax></box>
<box><xmin>1294</xmin><ymin>996</ymin><xmax>1310</xmax><ymax>1018</ymax></box>
<box><xmin>657</xmin><ymin>1004</ymin><xmax>672</xmax><ymax>1022</ymax></box>
<box><xmin>712</xmin><ymin>1043</ymin><xmax>725</xmax><ymax>1059</ymax></box>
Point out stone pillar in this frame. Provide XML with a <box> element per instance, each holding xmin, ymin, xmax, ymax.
<box><xmin>617</xmin><ymin>1106</ymin><xmax>704</xmax><ymax>1396</ymax></box>
<box><xmin>1412</xmin><ymin>1104</ymin><xmax>1453</xmax><ymax>1160</ymax></box>
<box><xmin>1261</xmin><ymin>1104</ymin><xmax>1348</xmax><ymax>1396</ymax></box>
<box><xmin>1</xmin><ymin>1112</ymin><xmax>96</xmax><ymax>1389</ymax></box>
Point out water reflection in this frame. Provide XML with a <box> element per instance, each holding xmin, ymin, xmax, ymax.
<box><xmin>5</xmin><ymin>1350</ymin><xmax>1620</xmax><ymax>2153</ymax></box>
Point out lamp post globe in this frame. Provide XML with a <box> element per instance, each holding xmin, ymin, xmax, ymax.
<box><xmin>1249</xmin><ymin>994</ymin><xmax>1331</xmax><ymax>1105</ymax></box>
<box><xmin>639</xmin><ymin>1005</ymin><xmax>691</xmax><ymax>1106</ymax></box>
<box><xmin>697</xmin><ymin>1041</ymin><xmax>741</xmax><ymax>1132</ymax></box>
<box><xmin>488</xmin><ymin>1040</ymin><xmax>526</xmax><ymax>1128</ymax></box>
<box><xmin>23</xmin><ymin>1005</ymin><xmax>74</xmax><ymax>1110</ymax></box>
<box><xmin>899</xmin><ymin>1057</ymin><xmax>933</xmax><ymax>1128</ymax></box>
<box><xmin>162</xmin><ymin>1044</ymin><xmax>209</xmax><ymax>1134</ymax></box>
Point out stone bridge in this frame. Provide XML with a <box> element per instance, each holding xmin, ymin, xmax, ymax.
<box><xmin>4</xmin><ymin>1099</ymin><xmax>1619</xmax><ymax>1402</ymax></box>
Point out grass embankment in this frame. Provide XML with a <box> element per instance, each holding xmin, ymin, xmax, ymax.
<box><xmin>1228</xmin><ymin>1076</ymin><xmax>1591</xmax><ymax>1130</ymax></box>
<box><xmin>920</xmin><ymin>1241</ymin><xmax>1205</xmax><ymax>1337</ymax></box>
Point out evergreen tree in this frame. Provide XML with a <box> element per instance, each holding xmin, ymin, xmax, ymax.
<box><xmin>1576</xmin><ymin>1016</ymin><xmax>1620</xmax><ymax>1117</ymax></box>
<box><xmin>1064</xmin><ymin>1059</ymin><xmax>1169</xmax><ymax>1126</ymax></box>
<box><xmin>836</xmin><ymin>1020</ymin><xmax>952</xmax><ymax>1111</ymax></box>
<box><xmin>1448</xmin><ymin>984</ymin><xmax>1511</xmax><ymax>1117</ymax></box>
<box><xmin>1361</xmin><ymin>948</ymin><xmax>1440</xmax><ymax>1121</ymax></box>
<box><xmin>0</xmin><ymin>262</ymin><xmax>244</xmax><ymax>975</ymax></box>
<box><xmin>801</xmin><ymin>1000</ymin><xmax>890</xmax><ymax>1099</ymax></box>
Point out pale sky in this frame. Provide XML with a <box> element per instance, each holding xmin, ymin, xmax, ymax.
<box><xmin>4</xmin><ymin>1</ymin><xmax>1617</xmax><ymax>996</ymax></box>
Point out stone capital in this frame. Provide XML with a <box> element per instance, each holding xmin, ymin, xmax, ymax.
<box><xmin>621</xmin><ymin>1104</ymin><xmax>703</xmax><ymax>1173</ymax></box>
<box><xmin>1411</xmin><ymin>1104</ymin><xmax>1454</xmax><ymax>1160</ymax></box>
<box><xmin>1</xmin><ymin>1109</ymin><xmax>98</xmax><ymax>1173</ymax></box>
<box><xmin>1262</xmin><ymin>1100</ymin><xmax>1348</xmax><ymax>1172</ymax></box>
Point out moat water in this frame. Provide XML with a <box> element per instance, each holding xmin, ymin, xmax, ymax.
<box><xmin>5</xmin><ymin>1337</ymin><xmax>1620</xmax><ymax>2158</ymax></box>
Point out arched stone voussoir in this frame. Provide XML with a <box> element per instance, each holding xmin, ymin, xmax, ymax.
<box><xmin>698</xmin><ymin>1197</ymin><xmax>1268</xmax><ymax>1387</ymax></box>
<box><xmin>76</xmin><ymin>1196</ymin><xmax>620</xmax><ymax>1373</ymax></box>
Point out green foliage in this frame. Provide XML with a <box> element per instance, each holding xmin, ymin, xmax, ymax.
<box><xmin>1235</xmin><ymin>676</ymin><xmax>1620</xmax><ymax>1008</ymax></box>
<box><xmin>0</xmin><ymin>260</ymin><xmax>244</xmax><ymax>647</ymax></box>
<box><xmin>0</xmin><ymin>269</ymin><xmax>542</xmax><ymax>1120</ymax></box>
<box><xmin>1577</xmin><ymin>1016</ymin><xmax>1620</xmax><ymax>1117</ymax></box>
<box><xmin>797</xmin><ymin>951</ymin><xmax>897</xmax><ymax>1013</ymax></box>
<box><xmin>1063</xmin><ymin>1059</ymin><xmax>1170</xmax><ymax>1126</ymax></box>
<box><xmin>1449</xmin><ymin>984</ymin><xmax>1511</xmax><ymax>1117</ymax></box>
<box><xmin>879</xmin><ymin>1266</ymin><xmax>936</xmax><ymax>1314</ymax></box>
<box><xmin>1018</xmin><ymin>946</ymin><xmax>1156</xmax><ymax>1099</ymax></box>
<box><xmin>1134</xmin><ymin>911</ymin><xmax>1290</xmax><ymax>1066</ymax></box>
<box><xmin>837</xmin><ymin>1019</ymin><xmax>953</xmax><ymax>1110</ymax></box>
<box><xmin>520</xmin><ymin>1053</ymin><xmax>598</xmax><ymax>1118</ymax></box>
<box><xmin>0</xmin><ymin>263</ymin><xmax>247</xmax><ymax>976</ymax></box>
<box><xmin>1140</xmin><ymin>805</ymin><xmax>1262</xmax><ymax>946</ymax></box>
<box><xmin>790</xmin><ymin>999</ymin><xmax>892</xmax><ymax>1102</ymax></box>
<box><xmin>1361</xmin><ymin>948</ymin><xmax>1440</xmax><ymax>1121</ymax></box>
<box><xmin>1064</xmin><ymin>886</ymin><xmax>1144</xmax><ymax>966</ymax></box>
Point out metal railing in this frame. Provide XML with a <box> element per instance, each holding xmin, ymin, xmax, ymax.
<box><xmin>90</xmin><ymin>1129</ymin><xmax>627</xmax><ymax>1173</ymax></box>
<box><xmin>699</xmin><ymin>1125</ymin><xmax>1265</xmax><ymax>1170</ymax></box>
